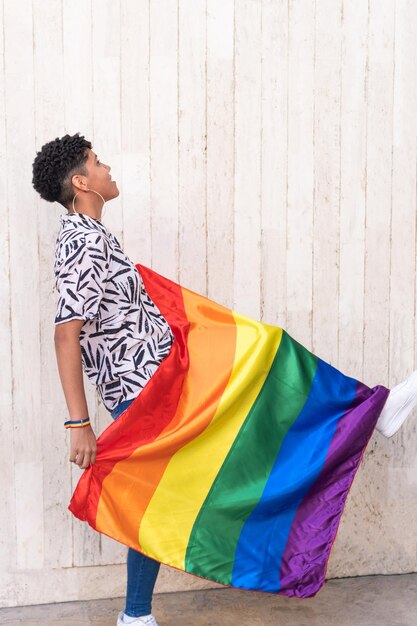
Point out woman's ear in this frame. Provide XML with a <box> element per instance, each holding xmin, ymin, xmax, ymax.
<box><xmin>71</xmin><ymin>173</ymin><xmax>89</xmax><ymax>192</ymax></box>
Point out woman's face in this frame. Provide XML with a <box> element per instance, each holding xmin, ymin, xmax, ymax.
<box><xmin>78</xmin><ymin>148</ymin><xmax>120</xmax><ymax>201</ymax></box>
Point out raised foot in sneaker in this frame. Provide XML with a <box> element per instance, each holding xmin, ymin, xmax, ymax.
<box><xmin>375</xmin><ymin>369</ymin><xmax>417</xmax><ymax>438</ymax></box>
<box><xmin>117</xmin><ymin>611</ymin><xmax>159</xmax><ymax>626</ymax></box>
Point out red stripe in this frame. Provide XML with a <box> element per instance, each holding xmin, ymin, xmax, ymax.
<box><xmin>68</xmin><ymin>263</ymin><xmax>190</xmax><ymax>526</ymax></box>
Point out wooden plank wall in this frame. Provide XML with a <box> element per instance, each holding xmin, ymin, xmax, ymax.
<box><xmin>0</xmin><ymin>0</ymin><xmax>416</xmax><ymax>608</ymax></box>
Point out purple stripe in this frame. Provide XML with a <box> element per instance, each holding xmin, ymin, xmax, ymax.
<box><xmin>279</xmin><ymin>381</ymin><xmax>390</xmax><ymax>598</ymax></box>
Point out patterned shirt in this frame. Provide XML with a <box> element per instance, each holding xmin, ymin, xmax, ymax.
<box><xmin>54</xmin><ymin>212</ymin><xmax>174</xmax><ymax>412</ymax></box>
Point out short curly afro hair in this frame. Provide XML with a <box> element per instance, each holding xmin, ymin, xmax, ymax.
<box><xmin>32</xmin><ymin>132</ymin><xmax>92</xmax><ymax>208</ymax></box>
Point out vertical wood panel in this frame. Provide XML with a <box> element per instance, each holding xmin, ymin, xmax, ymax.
<box><xmin>312</xmin><ymin>0</ymin><xmax>342</xmax><ymax>364</ymax></box>
<box><xmin>385</xmin><ymin>0</ymin><xmax>416</xmax><ymax>563</ymax></box>
<box><xmin>121</xmin><ymin>1</ymin><xmax>153</xmax><ymax>266</ymax></box>
<box><xmin>338</xmin><ymin>0</ymin><xmax>368</xmax><ymax>382</ymax></box>
<box><xmin>4</xmin><ymin>0</ymin><xmax>44</xmax><ymax>571</ymax></box>
<box><xmin>260</xmin><ymin>0</ymin><xmax>288</xmax><ymax>327</ymax></box>
<box><xmin>91</xmin><ymin>0</ymin><xmax>123</xmax><ymax>242</ymax></box>
<box><xmin>363</xmin><ymin>0</ymin><xmax>394</xmax><ymax>387</ymax></box>
<box><xmin>33</xmin><ymin>0</ymin><xmax>74</xmax><ymax>570</ymax></box>
<box><xmin>149</xmin><ymin>0</ymin><xmax>179</xmax><ymax>279</ymax></box>
<box><xmin>178</xmin><ymin>0</ymin><xmax>207</xmax><ymax>293</ymax></box>
<box><xmin>389</xmin><ymin>0</ymin><xmax>416</xmax><ymax>398</ymax></box>
<box><xmin>286</xmin><ymin>0</ymin><xmax>315</xmax><ymax>346</ymax></box>
<box><xmin>233</xmin><ymin>0</ymin><xmax>262</xmax><ymax>318</ymax></box>
<box><xmin>14</xmin><ymin>463</ymin><xmax>44</xmax><ymax>571</ymax></box>
<box><xmin>0</xmin><ymin>0</ymin><xmax>16</xmax><ymax>587</ymax></box>
<box><xmin>62</xmin><ymin>0</ymin><xmax>94</xmax><ymax>134</ymax></box>
<box><xmin>206</xmin><ymin>0</ymin><xmax>234</xmax><ymax>307</ymax></box>
<box><xmin>355</xmin><ymin>3</ymin><xmax>395</xmax><ymax>578</ymax></box>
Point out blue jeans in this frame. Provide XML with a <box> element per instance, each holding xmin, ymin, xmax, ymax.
<box><xmin>110</xmin><ymin>397</ymin><xmax>161</xmax><ymax>618</ymax></box>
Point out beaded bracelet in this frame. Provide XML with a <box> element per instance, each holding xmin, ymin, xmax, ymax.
<box><xmin>64</xmin><ymin>417</ymin><xmax>91</xmax><ymax>429</ymax></box>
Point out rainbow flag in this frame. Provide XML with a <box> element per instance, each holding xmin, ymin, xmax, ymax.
<box><xmin>69</xmin><ymin>263</ymin><xmax>390</xmax><ymax>598</ymax></box>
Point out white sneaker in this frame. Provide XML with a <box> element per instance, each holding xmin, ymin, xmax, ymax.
<box><xmin>117</xmin><ymin>611</ymin><xmax>159</xmax><ymax>626</ymax></box>
<box><xmin>375</xmin><ymin>369</ymin><xmax>417</xmax><ymax>438</ymax></box>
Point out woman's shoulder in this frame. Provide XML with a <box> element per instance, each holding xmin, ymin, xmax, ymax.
<box><xmin>54</xmin><ymin>220</ymin><xmax>113</xmax><ymax>275</ymax></box>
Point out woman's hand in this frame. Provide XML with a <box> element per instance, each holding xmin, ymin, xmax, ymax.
<box><xmin>69</xmin><ymin>425</ymin><xmax>97</xmax><ymax>469</ymax></box>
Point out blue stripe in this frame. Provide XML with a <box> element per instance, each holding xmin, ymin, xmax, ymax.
<box><xmin>231</xmin><ymin>358</ymin><xmax>358</xmax><ymax>591</ymax></box>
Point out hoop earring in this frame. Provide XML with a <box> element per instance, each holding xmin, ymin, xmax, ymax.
<box><xmin>71</xmin><ymin>188</ymin><xmax>106</xmax><ymax>218</ymax></box>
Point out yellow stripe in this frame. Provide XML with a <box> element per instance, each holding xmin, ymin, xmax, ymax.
<box><xmin>139</xmin><ymin>310</ymin><xmax>282</xmax><ymax>569</ymax></box>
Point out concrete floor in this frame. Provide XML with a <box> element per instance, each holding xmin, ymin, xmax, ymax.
<box><xmin>1</xmin><ymin>573</ymin><xmax>416</xmax><ymax>626</ymax></box>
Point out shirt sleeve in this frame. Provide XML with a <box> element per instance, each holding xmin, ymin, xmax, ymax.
<box><xmin>54</xmin><ymin>232</ymin><xmax>111</xmax><ymax>325</ymax></box>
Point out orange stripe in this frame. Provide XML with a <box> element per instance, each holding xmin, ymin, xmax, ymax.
<box><xmin>95</xmin><ymin>286</ymin><xmax>237</xmax><ymax>549</ymax></box>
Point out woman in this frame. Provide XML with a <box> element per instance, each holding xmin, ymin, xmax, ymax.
<box><xmin>32</xmin><ymin>132</ymin><xmax>417</xmax><ymax>625</ymax></box>
<box><xmin>32</xmin><ymin>133</ymin><xmax>170</xmax><ymax>626</ymax></box>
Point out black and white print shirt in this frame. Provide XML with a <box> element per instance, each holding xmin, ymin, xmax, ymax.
<box><xmin>54</xmin><ymin>212</ymin><xmax>174</xmax><ymax>412</ymax></box>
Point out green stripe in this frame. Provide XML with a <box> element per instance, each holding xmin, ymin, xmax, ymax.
<box><xmin>184</xmin><ymin>330</ymin><xmax>318</xmax><ymax>582</ymax></box>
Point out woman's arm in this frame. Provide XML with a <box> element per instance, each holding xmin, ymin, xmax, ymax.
<box><xmin>54</xmin><ymin>320</ymin><xmax>97</xmax><ymax>470</ymax></box>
